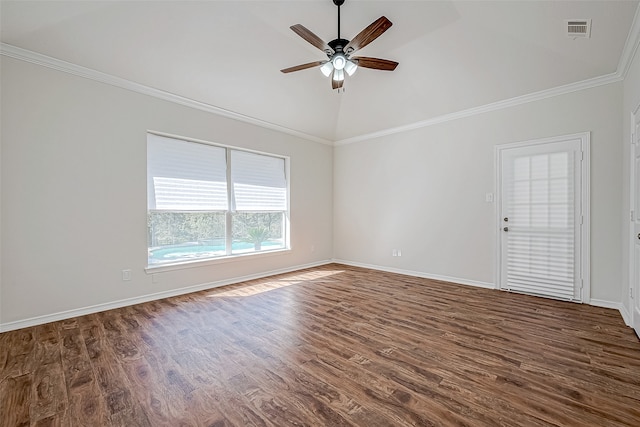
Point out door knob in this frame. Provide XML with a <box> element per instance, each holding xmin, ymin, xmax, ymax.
<box><xmin>504</xmin><ymin>227</ymin><xmax>509</xmax><ymax>232</ymax></box>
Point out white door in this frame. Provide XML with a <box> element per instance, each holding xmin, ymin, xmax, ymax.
<box><xmin>497</xmin><ymin>134</ymin><xmax>588</xmax><ymax>302</ymax></box>
<box><xmin>631</xmin><ymin>110</ymin><xmax>640</xmax><ymax>336</ymax></box>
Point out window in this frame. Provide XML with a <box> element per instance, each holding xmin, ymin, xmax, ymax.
<box><xmin>147</xmin><ymin>133</ymin><xmax>289</xmax><ymax>266</ymax></box>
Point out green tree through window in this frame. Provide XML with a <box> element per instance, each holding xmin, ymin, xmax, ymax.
<box><xmin>147</xmin><ymin>133</ymin><xmax>288</xmax><ymax>265</ymax></box>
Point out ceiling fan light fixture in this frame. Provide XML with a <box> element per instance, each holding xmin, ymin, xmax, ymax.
<box><xmin>320</xmin><ymin>61</ymin><xmax>334</xmax><ymax>77</ymax></box>
<box><xmin>332</xmin><ymin>54</ymin><xmax>346</xmax><ymax>70</ymax></box>
<box><xmin>344</xmin><ymin>59</ymin><xmax>358</xmax><ymax>76</ymax></box>
<box><xmin>280</xmin><ymin>0</ymin><xmax>397</xmax><ymax>90</ymax></box>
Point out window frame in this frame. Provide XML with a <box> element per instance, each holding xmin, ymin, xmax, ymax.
<box><xmin>145</xmin><ymin>131</ymin><xmax>291</xmax><ymax>273</ymax></box>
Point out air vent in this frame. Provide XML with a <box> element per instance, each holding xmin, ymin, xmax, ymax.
<box><xmin>566</xmin><ymin>19</ymin><xmax>591</xmax><ymax>38</ymax></box>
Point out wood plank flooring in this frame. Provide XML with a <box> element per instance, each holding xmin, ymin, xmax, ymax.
<box><xmin>1</xmin><ymin>263</ymin><xmax>640</xmax><ymax>426</ymax></box>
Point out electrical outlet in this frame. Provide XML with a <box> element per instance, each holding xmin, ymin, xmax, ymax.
<box><xmin>397</xmin><ymin>249</ymin><xmax>402</xmax><ymax>257</ymax></box>
<box><xmin>392</xmin><ymin>249</ymin><xmax>398</xmax><ymax>257</ymax></box>
<box><xmin>122</xmin><ymin>269</ymin><xmax>132</xmax><ymax>281</ymax></box>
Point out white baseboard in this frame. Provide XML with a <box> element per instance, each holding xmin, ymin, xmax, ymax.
<box><xmin>334</xmin><ymin>260</ymin><xmax>634</xmax><ymax>326</ymax></box>
<box><xmin>619</xmin><ymin>304</ymin><xmax>632</xmax><ymax>326</ymax></box>
<box><xmin>0</xmin><ymin>260</ymin><xmax>332</xmax><ymax>333</ymax></box>
<box><xmin>589</xmin><ymin>298</ymin><xmax>622</xmax><ymax>310</ymax></box>
<box><xmin>3</xmin><ymin>259</ymin><xmax>632</xmax><ymax>332</ymax></box>
<box><xmin>331</xmin><ymin>259</ymin><xmax>496</xmax><ymax>289</ymax></box>
<box><xmin>581</xmin><ymin>299</ymin><xmax>632</xmax><ymax>326</ymax></box>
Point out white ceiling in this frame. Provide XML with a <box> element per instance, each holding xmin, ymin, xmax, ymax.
<box><xmin>2</xmin><ymin>0</ymin><xmax>638</xmax><ymax>143</ymax></box>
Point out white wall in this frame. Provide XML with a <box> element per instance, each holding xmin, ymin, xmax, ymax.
<box><xmin>0</xmin><ymin>53</ymin><xmax>632</xmax><ymax>330</ymax></box>
<box><xmin>622</xmin><ymin>48</ymin><xmax>640</xmax><ymax>320</ymax></box>
<box><xmin>0</xmin><ymin>57</ymin><xmax>333</xmax><ymax>328</ymax></box>
<box><xmin>334</xmin><ymin>83</ymin><xmax>623</xmax><ymax>303</ymax></box>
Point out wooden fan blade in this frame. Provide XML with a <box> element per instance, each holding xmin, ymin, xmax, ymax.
<box><xmin>352</xmin><ymin>56</ymin><xmax>398</xmax><ymax>71</ymax></box>
<box><xmin>344</xmin><ymin>16</ymin><xmax>393</xmax><ymax>53</ymax></box>
<box><xmin>280</xmin><ymin>61</ymin><xmax>326</xmax><ymax>73</ymax></box>
<box><xmin>290</xmin><ymin>24</ymin><xmax>330</xmax><ymax>52</ymax></box>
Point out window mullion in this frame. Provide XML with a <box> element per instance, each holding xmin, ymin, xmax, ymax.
<box><xmin>225</xmin><ymin>148</ymin><xmax>233</xmax><ymax>256</ymax></box>
<box><xmin>147</xmin><ymin>133</ymin><xmax>289</xmax><ymax>266</ymax></box>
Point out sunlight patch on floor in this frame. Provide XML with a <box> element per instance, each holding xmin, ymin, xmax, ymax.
<box><xmin>206</xmin><ymin>269</ymin><xmax>345</xmax><ymax>297</ymax></box>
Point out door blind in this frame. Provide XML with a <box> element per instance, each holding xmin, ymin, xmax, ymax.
<box><xmin>505</xmin><ymin>150</ymin><xmax>577</xmax><ymax>300</ymax></box>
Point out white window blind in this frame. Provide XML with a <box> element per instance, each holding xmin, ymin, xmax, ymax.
<box><xmin>506</xmin><ymin>151</ymin><xmax>576</xmax><ymax>300</ymax></box>
<box><xmin>147</xmin><ymin>134</ymin><xmax>227</xmax><ymax>211</ymax></box>
<box><xmin>231</xmin><ymin>150</ymin><xmax>287</xmax><ymax>211</ymax></box>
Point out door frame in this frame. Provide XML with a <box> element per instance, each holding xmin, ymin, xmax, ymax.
<box><xmin>495</xmin><ymin>132</ymin><xmax>591</xmax><ymax>302</ymax></box>
<box><xmin>629</xmin><ymin>103</ymin><xmax>640</xmax><ymax>331</ymax></box>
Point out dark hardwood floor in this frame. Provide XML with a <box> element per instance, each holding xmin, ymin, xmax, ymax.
<box><xmin>1</xmin><ymin>264</ymin><xmax>640</xmax><ymax>426</ymax></box>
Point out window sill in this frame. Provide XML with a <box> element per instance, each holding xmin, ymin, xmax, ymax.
<box><xmin>145</xmin><ymin>247</ymin><xmax>292</xmax><ymax>274</ymax></box>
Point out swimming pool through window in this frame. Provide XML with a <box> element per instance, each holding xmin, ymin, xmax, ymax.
<box><xmin>147</xmin><ymin>133</ymin><xmax>289</xmax><ymax>266</ymax></box>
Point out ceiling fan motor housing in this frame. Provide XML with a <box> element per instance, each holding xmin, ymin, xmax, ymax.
<box><xmin>328</xmin><ymin>38</ymin><xmax>350</xmax><ymax>55</ymax></box>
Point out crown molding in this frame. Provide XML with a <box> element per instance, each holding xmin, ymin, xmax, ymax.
<box><xmin>3</xmin><ymin>5</ymin><xmax>639</xmax><ymax>149</ymax></box>
<box><xmin>334</xmin><ymin>71</ymin><xmax>622</xmax><ymax>146</ymax></box>
<box><xmin>335</xmin><ymin>2</ymin><xmax>640</xmax><ymax>146</ymax></box>
<box><xmin>617</xmin><ymin>2</ymin><xmax>640</xmax><ymax>79</ymax></box>
<box><xmin>0</xmin><ymin>43</ymin><xmax>333</xmax><ymax>146</ymax></box>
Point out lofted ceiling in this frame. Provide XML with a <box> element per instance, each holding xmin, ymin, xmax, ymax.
<box><xmin>1</xmin><ymin>0</ymin><xmax>639</xmax><ymax>144</ymax></box>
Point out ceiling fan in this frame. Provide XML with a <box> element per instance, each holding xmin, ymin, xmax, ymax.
<box><xmin>280</xmin><ymin>0</ymin><xmax>398</xmax><ymax>91</ymax></box>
